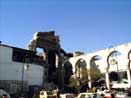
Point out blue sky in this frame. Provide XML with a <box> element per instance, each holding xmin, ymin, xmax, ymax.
<box><xmin>0</xmin><ymin>0</ymin><xmax>131</xmax><ymax>53</ymax></box>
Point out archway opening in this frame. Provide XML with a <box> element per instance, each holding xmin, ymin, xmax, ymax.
<box><xmin>75</xmin><ymin>59</ymin><xmax>87</xmax><ymax>80</ymax></box>
<box><xmin>109</xmin><ymin>71</ymin><xmax>118</xmax><ymax>81</ymax></box>
<box><xmin>75</xmin><ymin>59</ymin><xmax>88</xmax><ymax>92</ymax></box>
<box><xmin>108</xmin><ymin>51</ymin><xmax>121</xmax><ymax>66</ymax></box>
<box><xmin>63</xmin><ymin>61</ymin><xmax>73</xmax><ymax>83</ymax></box>
<box><xmin>63</xmin><ymin>62</ymin><xmax>79</xmax><ymax>94</ymax></box>
<box><xmin>107</xmin><ymin>50</ymin><xmax>126</xmax><ymax>85</ymax></box>
<box><xmin>90</xmin><ymin>55</ymin><xmax>102</xmax><ymax>87</ymax></box>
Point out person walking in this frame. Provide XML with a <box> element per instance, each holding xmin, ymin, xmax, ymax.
<box><xmin>111</xmin><ymin>88</ymin><xmax>116</xmax><ymax>98</ymax></box>
<box><xmin>56</xmin><ymin>88</ymin><xmax>60</xmax><ymax>98</ymax></box>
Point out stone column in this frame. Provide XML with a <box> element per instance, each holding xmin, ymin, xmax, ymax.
<box><xmin>87</xmin><ymin>69</ymin><xmax>92</xmax><ymax>89</ymax></box>
<box><xmin>43</xmin><ymin>49</ymin><xmax>49</xmax><ymax>87</ymax></box>
<box><xmin>57</xmin><ymin>50</ymin><xmax>64</xmax><ymax>90</ymax></box>
<box><xmin>105</xmin><ymin>68</ymin><xmax>110</xmax><ymax>90</ymax></box>
<box><xmin>127</xmin><ymin>60</ymin><xmax>131</xmax><ymax>86</ymax></box>
<box><xmin>88</xmin><ymin>74</ymin><xmax>92</xmax><ymax>89</ymax></box>
<box><xmin>106</xmin><ymin>50</ymin><xmax>111</xmax><ymax>90</ymax></box>
<box><xmin>127</xmin><ymin>70</ymin><xmax>131</xmax><ymax>85</ymax></box>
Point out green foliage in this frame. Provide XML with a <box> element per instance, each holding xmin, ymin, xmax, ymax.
<box><xmin>89</xmin><ymin>68</ymin><xmax>101</xmax><ymax>80</ymax></box>
<box><xmin>81</xmin><ymin>67</ymin><xmax>88</xmax><ymax>77</ymax></box>
<box><xmin>67</xmin><ymin>76</ymin><xmax>78</xmax><ymax>87</ymax></box>
<box><xmin>74</xmin><ymin>51</ymin><xmax>85</xmax><ymax>56</ymax></box>
<box><xmin>65</xmin><ymin>76</ymin><xmax>79</xmax><ymax>94</ymax></box>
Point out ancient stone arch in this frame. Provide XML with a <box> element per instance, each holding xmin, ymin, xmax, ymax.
<box><xmin>63</xmin><ymin>61</ymin><xmax>73</xmax><ymax>83</ymax></box>
<box><xmin>107</xmin><ymin>50</ymin><xmax>121</xmax><ymax>71</ymax></box>
<box><xmin>28</xmin><ymin>31</ymin><xmax>64</xmax><ymax>89</ymax></box>
<box><xmin>75</xmin><ymin>59</ymin><xmax>87</xmax><ymax>79</ymax></box>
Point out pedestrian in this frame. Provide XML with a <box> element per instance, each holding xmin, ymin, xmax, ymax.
<box><xmin>111</xmin><ymin>88</ymin><xmax>116</xmax><ymax>98</ymax></box>
<box><xmin>101</xmin><ymin>94</ymin><xmax>105</xmax><ymax>98</ymax></box>
<box><xmin>128</xmin><ymin>87</ymin><xmax>131</xmax><ymax>96</ymax></box>
<box><xmin>19</xmin><ymin>94</ymin><xmax>28</xmax><ymax>98</ymax></box>
<box><xmin>93</xmin><ymin>93</ymin><xmax>97</xmax><ymax>98</ymax></box>
<box><xmin>56</xmin><ymin>88</ymin><xmax>60</xmax><ymax>98</ymax></box>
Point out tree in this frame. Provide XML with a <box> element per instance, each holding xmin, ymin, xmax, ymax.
<box><xmin>65</xmin><ymin>76</ymin><xmax>79</xmax><ymax>94</ymax></box>
<box><xmin>89</xmin><ymin>67</ymin><xmax>101</xmax><ymax>81</ymax></box>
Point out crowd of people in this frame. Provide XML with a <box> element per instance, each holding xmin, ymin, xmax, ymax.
<box><xmin>0</xmin><ymin>86</ymin><xmax>131</xmax><ymax>98</ymax></box>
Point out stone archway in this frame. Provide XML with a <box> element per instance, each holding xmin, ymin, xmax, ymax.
<box><xmin>63</xmin><ymin>61</ymin><xmax>73</xmax><ymax>83</ymax></box>
<box><xmin>106</xmin><ymin>50</ymin><xmax>121</xmax><ymax>89</ymax></box>
<box><xmin>107</xmin><ymin>50</ymin><xmax>121</xmax><ymax>81</ymax></box>
<box><xmin>75</xmin><ymin>59</ymin><xmax>87</xmax><ymax>80</ymax></box>
<box><xmin>107</xmin><ymin>50</ymin><xmax>121</xmax><ymax>70</ymax></box>
<box><xmin>89</xmin><ymin>55</ymin><xmax>102</xmax><ymax>88</ymax></box>
<box><xmin>75</xmin><ymin>59</ymin><xmax>88</xmax><ymax>92</ymax></box>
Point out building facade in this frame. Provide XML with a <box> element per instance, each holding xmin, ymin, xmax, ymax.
<box><xmin>69</xmin><ymin>43</ymin><xmax>131</xmax><ymax>90</ymax></box>
<box><xmin>0</xmin><ymin>44</ymin><xmax>45</xmax><ymax>93</ymax></box>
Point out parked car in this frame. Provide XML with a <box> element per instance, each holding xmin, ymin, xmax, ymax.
<box><xmin>116</xmin><ymin>91</ymin><xmax>127</xmax><ymax>98</ymax></box>
<box><xmin>0</xmin><ymin>89</ymin><xmax>11</xmax><ymax>98</ymax></box>
<box><xmin>39</xmin><ymin>90</ymin><xmax>56</xmax><ymax>98</ymax></box>
<box><xmin>75</xmin><ymin>92</ymin><xmax>101</xmax><ymax>98</ymax></box>
<box><xmin>103</xmin><ymin>93</ymin><xmax>111</xmax><ymax>98</ymax></box>
<box><xmin>60</xmin><ymin>93</ymin><xmax>74</xmax><ymax>98</ymax></box>
<box><xmin>112</xmin><ymin>82</ymin><xmax>130</xmax><ymax>89</ymax></box>
<box><xmin>96</xmin><ymin>89</ymin><xmax>111</xmax><ymax>98</ymax></box>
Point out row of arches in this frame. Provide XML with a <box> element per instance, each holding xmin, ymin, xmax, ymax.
<box><xmin>73</xmin><ymin>49</ymin><xmax>131</xmax><ymax>73</ymax></box>
<box><xmin>67</xmin><ymin>47</ymin><xmax>131</xmax><ymax>90</ymax></box>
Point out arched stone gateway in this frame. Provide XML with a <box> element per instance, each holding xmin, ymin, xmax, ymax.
<box><xmin>28</xmin><ymin>31</ymin><xmax>70</xmax><ymax>90</ymax></box>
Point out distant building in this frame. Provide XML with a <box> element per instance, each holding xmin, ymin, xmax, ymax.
<box><xmin>73</xmin><ymin>51</ymin><xmax>85</xmax><ymax>56</ymax></box>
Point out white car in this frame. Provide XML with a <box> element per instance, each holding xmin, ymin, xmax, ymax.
<box><xmin>116</xmin><ymin>91</ymin><xmax>127</xmax><ymax>98</ymax></box>
<box><xmin>39</xmin><ymin>90</ymin><xmax>56</xmax><ymax>98</ymax></box>
<box><xmin>0</xmin><ymin>89</ymin><xmax>11</xmax><ymax>98</ymax></box>
<box><xmin>112</xmin><ymin>82</ymin><xmax>130</xmax><ymax>89</ymax></box>
<box><xmin>60</xmin><ymin>93</ymin><xmax>74</xmax><ymax>98</ymax></box>
<box><xmin>76</xmin><ymin>92</ymin><xmax>101</xmax><ymax>98</ymax></box>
